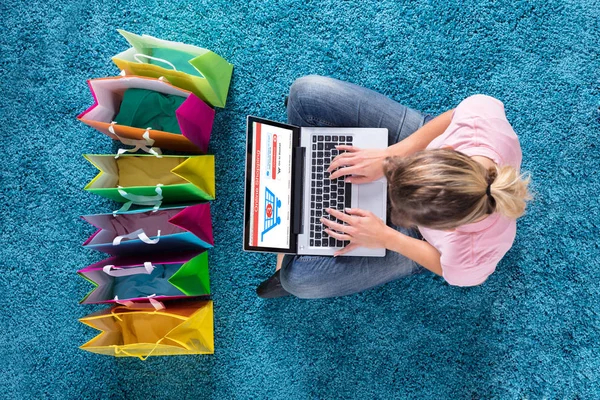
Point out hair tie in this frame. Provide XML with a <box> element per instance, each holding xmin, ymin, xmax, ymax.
<box><xmin>486</xmin><ymin>184</ymin><xmax>492</xmax><ymax>198</ymax></box>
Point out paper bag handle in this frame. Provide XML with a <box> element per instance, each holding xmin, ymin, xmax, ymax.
<box><xmin>113</xmin><ymin>329</ymin><xmax>192</xmax><ymax>361</ymax></box>
<box><xmin>133</xmin><ymin>53</ymin><xmax>177</xmax><ymax>71</ymax></box>
<box><xmin>114</xmin><ymin>294</ymin><xmax>165</xmax><ymax>310</ymax></box>
<box><xmin>113</xmin><ymin>336</ymin><xmax>166</xmax><ymax>361</ymax></box>
<box><xmin>112</xmin><ymin>228</ymin><xmax>161</xmax><ymax>246</ymax></box>
<box><xmin>112</xmin><ymin>334</ymin><xmax>188</xmax><ymax>361</ymax></box>
<box><xmin>114</xmin><ymin>185</ymin><xmax>163</xmax><ymax>215</ymax></box>
<box><xmin>109</xmin><ymin>293</ymin><xmax>165</xmax><ymax>321</ymax></box>
<box><xmin>108</xmin><ymin>123</ymin><xmax>162</xmax><ymax>158</ymax></box>
<box><xmin>119</xmin><ymin>69</ymin><xmax>169</xmax><ymax>83</ymax></box>
<box><xmin>114</xmin><ymin>346</ymin><xmax>151</xmax><ymax>361</ymax></box>
<box><xmin>103</xmin><ymin>262</ymin><xmax>155</xmax><ymax>277</ymax></box>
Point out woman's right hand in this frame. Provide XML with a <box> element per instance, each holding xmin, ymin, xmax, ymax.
<box><xmin>327</xmin><ymin>145</ymin><xmax>389</xmax><ymax>184</ymax></box>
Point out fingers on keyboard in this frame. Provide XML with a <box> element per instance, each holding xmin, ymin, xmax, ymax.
<box><xmin>310</xmin><ymin>134</ymin><xmax>353</xmax><ymax>248</ymax></box>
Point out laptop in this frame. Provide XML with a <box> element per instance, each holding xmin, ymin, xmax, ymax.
<box><xmin>243</xmin><ymin>116</ymin><xmax>388</xmax><ymax>257</ymax></box>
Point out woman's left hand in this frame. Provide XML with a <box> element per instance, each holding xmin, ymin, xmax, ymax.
<box><xmin>321</xmin><ymin>207</ymin><xmax>392</xmax><ymax>256</ymax></box>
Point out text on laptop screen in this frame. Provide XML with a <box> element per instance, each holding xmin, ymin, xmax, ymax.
<box><xmin>248</xmin><ymin>121</ymin><xmax>293</xmax><ymax>249</ymax></box>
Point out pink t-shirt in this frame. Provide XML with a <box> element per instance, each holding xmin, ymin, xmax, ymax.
<box><xmin>419</xmin><ymin>94</ymin><xmax>522</xmax><ymax>287</ymax></box>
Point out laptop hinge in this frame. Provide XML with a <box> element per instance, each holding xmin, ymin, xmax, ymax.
<box><xmin>292</xmin><ymin>146</ymin><xmax>305</xmax><ymax>235</ymax></box>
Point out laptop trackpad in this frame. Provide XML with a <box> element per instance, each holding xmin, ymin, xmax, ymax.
<box><xmin>357</xmin><ymin>182</ymin><xmax>384</xmax><ymax>218</ymax></box>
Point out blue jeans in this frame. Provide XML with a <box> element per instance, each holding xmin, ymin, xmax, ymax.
<box><xmin>280</xmin><ymin>75</ymin><xmax>434</xmax><ymax>299</ymax></box>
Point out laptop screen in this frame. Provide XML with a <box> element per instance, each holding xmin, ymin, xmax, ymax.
<box><xmin>244</xmin><ymin>117</ymin><xmax>300</xmax><ymax>253</ymax></box>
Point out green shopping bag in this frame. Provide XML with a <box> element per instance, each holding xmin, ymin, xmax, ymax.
<box><xmin>112</xmin><ymin>30</ymin><xmax>233</xmax><ymax>108</ymax></box>
<box><xmin>84</xmin><ymin>154</ymin><xmax>215</xmax><ymax>211</ymax></box>
<box><xmin>78</xmin><ymin>251</ymin><xmax>211</xmax><ymax>305</ymax></box>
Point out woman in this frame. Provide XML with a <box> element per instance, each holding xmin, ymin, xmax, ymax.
<box><xmin>257</xmin><ymin>75</ymin><xmax>532</xmax><ymax>298</ymax></box>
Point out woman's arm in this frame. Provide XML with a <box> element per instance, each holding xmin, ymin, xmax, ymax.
<box><xmin>386</xmin><ymin>109</ymin><xmax>454</xmax><ymax>157</ymax></box>
<box><xmin>382</xmin><ymin>228</ymin><xmax>443</xmax><ymax>276</ymax></box>
<box><xmin>323</xmin><ymin>208</ymin><xmax>443</xmax><ymax>276</ymax></box>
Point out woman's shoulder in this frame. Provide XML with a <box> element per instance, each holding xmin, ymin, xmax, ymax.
<box><xmin>454</xmin><ymin>94</ymin><xmax>507</xmax><ymax>121</ymax></box>
<box><xmin>437</xmin><ymin>94</ymin><xmax>522</xmax><ymax>169</ymax></box>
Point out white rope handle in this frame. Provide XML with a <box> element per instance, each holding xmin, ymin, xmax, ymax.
<box><xmin>112</xmin><ymin>228</ymin><xmax>161</xmax><ymax>246</ymax></box>
<box><xmin>117</xmin><ymin>184</ymin><xmax>163</xmax><ymax>204</ymax></box>
<box><xmin>109</xmin><ymin>123</ymin><xmax>162</xmax><ymax>158</ymax></box>
<box><xmin>103</xmin><ymin>262</ymin><xmax>155</xmax><ymax>277</ymax></box>
<box><xmin>118</xmin><ymin>70</ymin><xmax>168</xmax><ymax>83</ymax></box>
<box><xmin>114</xmin><ymin>294</ymin><xmax>166</xmax><ymax>310</ymax></box>
<box><xmin>133</xmin><ymin>53</ymin><xmax>177</xmax><ymax>71</ymax></box>
<box><xmin>113</xmin><ymin>184</ymin><xmax>163</xmax><ymax>215</ymax></box>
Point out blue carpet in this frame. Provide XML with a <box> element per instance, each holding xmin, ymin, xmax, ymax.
<box><xmin>1</xmin><ymin>0</ymin><xmax>599</xmax><ymax>398</ymax></box>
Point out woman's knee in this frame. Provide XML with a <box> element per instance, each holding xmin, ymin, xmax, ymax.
<box><xmin>289</xmin><ymin>75</ymin><xmax>331</xmax><ymax>97</ymax></box>
<box><xmin>287</xmin><ymin>75</ymin><xmax>337</xmax><ymax>124</ymax></box>
<box><xmin>279</xmin><ymin>258</ymin><xmax>333</xmax><ymax>299</ymax></box>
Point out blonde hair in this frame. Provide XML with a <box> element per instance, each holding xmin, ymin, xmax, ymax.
<box><xmin>383</xmin><ymin>149</ymin><xmax>532</xmax><ymax>230</ymax></box>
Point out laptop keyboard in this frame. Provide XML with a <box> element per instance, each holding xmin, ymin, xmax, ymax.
<box><xmin>309</xmin><ymin>134</ymin><xmax>353</xmax><ymax>248</ymax></box>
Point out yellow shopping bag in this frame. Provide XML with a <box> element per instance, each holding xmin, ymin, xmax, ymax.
<box><xmin>79</xmin><ymin>300</ymin><xmax>214</xmax><ymax>360</ymax></box>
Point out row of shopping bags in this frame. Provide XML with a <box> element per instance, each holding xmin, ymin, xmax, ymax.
<box><xmin>77</xmin><ymin>30</ymin><xmax>233</xmax><ymax>360</ymax></box>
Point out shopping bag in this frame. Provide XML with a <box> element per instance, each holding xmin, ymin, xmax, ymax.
<box><xmin>78</xmin><ymin>76</ymin><xmax>214</xmax><ymax>153</ymax></box>
<box><xmin>80</xmin><ymin>300</ymin><xmax>214</xmax><ymax>359</ymax></box>
<box><xmin>78</xmin><ymin>251</ymin><xmax>211</xmax><ymax>305</ymax></box>
<box><xmin>83</xmin><ymin>154</ymin><xmax>215</xmax><ymax>212</ymax></box>
<box><xmin>81</xmin><ymin>203</ymin><xmax>214</xmax><ymax>256</ymax></box>
<box><xmin>112</xmin><ymin>30</ymin><xmax>233</xmax><ymax>108</ymax></box>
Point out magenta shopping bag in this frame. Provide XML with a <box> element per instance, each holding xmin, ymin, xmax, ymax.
<box><xmin>82</xmin><ymin>203</ymin><xmax>213</xmax><ymax>257</ymax></box>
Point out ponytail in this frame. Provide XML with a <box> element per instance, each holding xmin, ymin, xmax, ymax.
<box><xmin>489</xmin><ymin>165</ymin><xmax>532</xmax><ymax>219</ymax></box>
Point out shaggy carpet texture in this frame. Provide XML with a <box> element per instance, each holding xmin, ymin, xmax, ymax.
<box><xmin>1</xmin><ymin>0</ymin><xmax>599</xmax><ymax>398</ymax></box>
